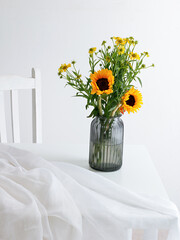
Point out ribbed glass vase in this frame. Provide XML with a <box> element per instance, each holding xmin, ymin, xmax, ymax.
<box><xmin>89</xmin><ymin>115</ymin><xmax>124</xmax><ymax>172</ymax></box>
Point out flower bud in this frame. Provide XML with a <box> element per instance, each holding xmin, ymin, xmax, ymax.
<box><xmin>142</xmin><ymin>64</ymin><xmax>146</xmax><ymax>68</ymax></box>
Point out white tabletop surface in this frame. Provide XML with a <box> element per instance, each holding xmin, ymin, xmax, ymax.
<box><xmin>8</xmin><ymin>143</ymin><xmax>169</xmax><ymax>200</ymax></box>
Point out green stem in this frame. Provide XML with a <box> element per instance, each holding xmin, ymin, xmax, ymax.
<box><xmin>111</xmin><ymin>102</ymin><xmax>122</xmax><ymax>117</ymax></box>
<box><xmin>92</xmin><ymin>54</ymin><xmax>95</xmax><ymax>73</ymax></box>
<box><xmin>98</xmin><ymin>95</ymin><xmax>103</xmax><ymax>116</ymax></box>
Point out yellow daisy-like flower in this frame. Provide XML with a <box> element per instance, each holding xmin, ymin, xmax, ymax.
<box><xmin>58</xmin><ymin>63</ymin><xmax>71</xmax><ymax>73</ymax></box>
<box><xmin>90</xmin><ymin>69</ymin><xmax>114</xmax><ymax>95</ymax></box>
<box><xmin>118</xmin><ymin>45</ymin><xmax>125</xmax><ymax>55</ymax></box>
<box><xmin>123</xmin><ymin>38</ymin><xmax>129</xmax><ymax>44</ymax></box>
<box><xmin>113</xmin><ymin>37</ymin><xmax>129</xmax><ymax>44</ymax></box>
<box><xmin>129</xmin><ymin>52</ymin><xmax>140</xmax><ymax>60</ymax></box>
<box><xmin>89</xmin><ymin>47</ymin><xmax>97</xmax><ymax>54</ymax></box>
<box><xmin>106</xmin><ymin>56</ymin><xmax>111</xmax><ymax>62</ymax></box>
<box><xmin>121</xmin><ymin>87</ymin><xmax>143</xmax><ymax>113</ymax></box>
<box><xmin>115</xmin><ymin>37</ymin><xmax>126</xmax><ymax>45</ymax></box>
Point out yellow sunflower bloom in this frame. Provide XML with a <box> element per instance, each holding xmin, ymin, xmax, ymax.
<box><xmin>89</xmin><ymin>47</ymin><xmax>97</xmax><ymax>54</ymax></box>
<box><xmin>90</xmin><ymin>69</ymin><xmax>114</xmax><ymax>95</ymax></box>
<box><xmin>129</xmin><ymin>52</ymin><xmax>140</xmax><ymax>60</ymax></box>
<box><xmin>58</xmin><ymin>63</ymin><xmax>71</xmax><ymax>73</ymax></box>
<box><xmin>121</xmin><ymin>87</ymin><xmax>143</xmax><ymax>113</ymax></box>
<box><xmin>118</xmin><ymin>45</ymin><xmax>125</xmax><ymax>55</ymax></box>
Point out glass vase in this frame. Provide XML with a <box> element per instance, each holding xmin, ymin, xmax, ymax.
<box><xmin>89</xmin><ymin>115</ymin><xmax>124</xmax><ymax>172</ymax></box>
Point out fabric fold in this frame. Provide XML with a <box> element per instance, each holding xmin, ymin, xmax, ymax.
<box><xmin>0</xmin><ymin>144</ymin><xmax>179</xmax><ymax>240</ymax></box>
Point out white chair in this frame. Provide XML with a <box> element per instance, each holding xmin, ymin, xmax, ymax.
<box><xmin>0</xmin><ymin>68</ymin><xmax>42</xmax><ymax>143</ymax></box>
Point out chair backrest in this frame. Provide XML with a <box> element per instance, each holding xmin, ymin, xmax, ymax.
<box><xmin>0</xmin><ymin>68</ymin><xmax>42</xmax><ymax>143</ymax></box>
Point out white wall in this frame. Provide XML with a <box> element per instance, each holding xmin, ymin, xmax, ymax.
<box><xmin>0</xmin><ymin>0</ymin><xmax>180</xmax><ymax>209</ymax></box>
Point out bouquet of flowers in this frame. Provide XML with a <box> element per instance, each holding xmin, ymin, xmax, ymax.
<box><xmin>58</xmin><ymin>36</ymin><xmax>154</xmax><ymax>119</ymax></box>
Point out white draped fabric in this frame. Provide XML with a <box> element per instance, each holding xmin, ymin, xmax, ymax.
<box><xmin>0</xmin><ymin>144</ymin><xmax>179</xmax><ymax>240</ymax></box>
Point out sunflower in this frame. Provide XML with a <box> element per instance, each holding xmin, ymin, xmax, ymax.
<box><xmin>89</xmin><ymin>47</ymin><xmax>97</xmax><ymax>54</ymax></box>
<box><xmin>129</xmin><ymin>52</ymin><xmax>140</xmax><ymax>60</ymax></box>
<box><xmin>121</xmin><ymin>87</ymin><xmax>143</xmax><ymax>113</ymax></box>
<box><xmin>58</xmin><ymin>63</ymin><xmax>71</xmax><ymax>73</ymax></box>
<box><xmin>90</xmin><ymin>69</ymin><xmax>114</xmax><ymax>95</ymax></box>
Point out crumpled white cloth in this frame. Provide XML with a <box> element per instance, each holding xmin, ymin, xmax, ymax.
<box><xmin>0</xmin><ymin>144</ymin><xmax>179</xmax><ymax>240</ymax></box>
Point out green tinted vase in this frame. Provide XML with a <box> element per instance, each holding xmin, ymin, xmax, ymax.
<box><xmin>89</xmin><ymin>115</ymin><xmax>124</xmax><ymax>172</ymax></box>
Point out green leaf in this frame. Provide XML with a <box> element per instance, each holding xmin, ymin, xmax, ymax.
<box><xmin>137</xmin><ymin>77</ymin><xmax>142</xmax><ymax>87</ymax></box>
<box><xmin>87</xmin><ymin>107</ymin><xmax>99</xmax><ymax>118</ymax></box>
<box><xmin>72</xmin><ymin>71</ymin><xmax>78</xmax><ymax>76</ymax></box>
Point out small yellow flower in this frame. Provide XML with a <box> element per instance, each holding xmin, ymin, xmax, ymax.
<box><xmin>58</xmin><ymin>63</ymin><xmax>71</xmax><ymax>73</ymax></box>
<box><xmin>89</xmin><ymin>47</ymin><xmax>97</xmax><ymax>54</ymax></box>
<box><xmin>115</xmin><ymin>37</ymin><xmax>126</xmax><ymax>45</ymax></box>
<box><xmin>129</xmin><ymin>52</ymin><xmax>140</xmax><ymax>60</ymax></box>
<box><xmin>123</xmin><ymin>38</ymin><xmax>129</xmax><ymax>44</ymax></box>
<box><xmin>58</xmin><ymin>68</ymin><xmax>63</xmax><ymax>73</ymax></box>
<box><xmin>106</xmin><ymin>56</ymin><xmax>111</xmax><ymax>62</ymax></box>
<box><xmin>118</xmin><ymin>45</ymin><xmax>125</xmax><ymax>55</ymax></box>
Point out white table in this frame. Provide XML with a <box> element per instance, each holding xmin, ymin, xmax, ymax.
<box><xmin>10</xmin><ymin>143</ymin><xmax>169</xmax><ymax>200</ymax></box>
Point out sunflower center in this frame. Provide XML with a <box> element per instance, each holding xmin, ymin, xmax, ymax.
<box><xmin>96</xmin><ymin>78</ymin><xmax>109</xmax><ymax>91</ymax></box>
<box><xmin>126</xmin><ymin>95</ymin><xmax>135</xmax><ymax>107</ymax></box>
